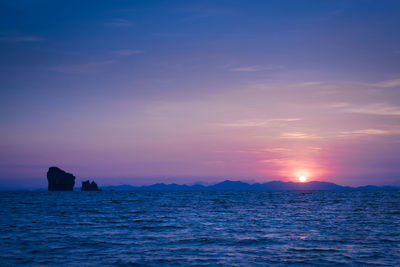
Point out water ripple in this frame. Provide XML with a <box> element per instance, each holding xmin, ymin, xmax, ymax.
<box><xmin>0</xmin><ymin>191</ymin><xmax>399</xmax><ymax>266</ymax></box>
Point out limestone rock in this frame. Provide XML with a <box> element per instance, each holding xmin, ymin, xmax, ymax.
<box><xmin>81</xmin><ymin>180</ymin><xmax>100</xmax><ymax>191</ymax></box>
<box><xmin>47</xmin><ymin>167</ymin><xmax>75</xmax><ymax>191</ymax></box>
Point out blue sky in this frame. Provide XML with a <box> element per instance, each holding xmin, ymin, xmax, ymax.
<box><xmin>1</xmin><ymin>0</ymin><xmax>400</xmax><ymax>188</ymax></box>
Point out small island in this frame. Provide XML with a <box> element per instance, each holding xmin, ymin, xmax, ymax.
<box><xmin>47</xmin><ymin>166</ymin><xmax>75</xmax><ymax>191</ymax></box>
<box><xmin>81</xmin><ymin>180</ymin><xmax>100</xmax><ymax>191</ymax></box>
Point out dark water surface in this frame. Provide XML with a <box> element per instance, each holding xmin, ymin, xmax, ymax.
<box><xmin>0</xmin><ymin>191</ymin><xmax>399</xmax><ymax>266</ymax></box>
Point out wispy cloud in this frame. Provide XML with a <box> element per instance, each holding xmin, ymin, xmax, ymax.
<box><xmin>0</xmin><ymin>36</ymin><xmax>45</xmax><ymax>42</ymax></box>
<box><xmin>280</xmin><ymin>132</ymin><xmax>317</xmax><ymax>139</ymax></box>
<box><xmin>329</xmin><ymin>102</ymin><xmax>400</xmax><ymax>116</ymax></box>
<box><xmin>339</xmin><ymin>129</ymin><xmax>389</xmax><ymax>137</ymax></box>
<box><xmin>258</xmin><ymin>158</ymin><xmax>310</xmax><ymax>167</ymax></box>
<box><xmin>270</xmin><ymin>118</ymin><xmax>301</xmax><ymax>122</ymax></box>
<box><xmin>341</xmin><ymin>103</ymin><xmax>400</xmax><ymax>116</ymax></box>
<box><xmin>217</xmin><ymin>120</ymin><xmax>266</xmax><ymax>127</ymax></box>
<box><xmin>230</xmin><ymin>65</ymin><xmax>284</xmax><ymax>72</ymax></box>
<box><xmin>339</xmin><ymin>128</ymin><xmax>400</xmax><ymax>137</ymax></box>
<box><xmin>298</xmin><ymin>81</ymin><xmax>324</xmax><ymax>87</ymax></box>
<box><xmin>328</xmin><ymin>102</ymin><xmax>351</xmax><ymax>108</ymax></box>
<box><xmin>372</xmin><ymin>78</ymin><xmax>400</xmax><ymax>88</ymax></box>
<box><xmin>106</xmin><ymin>19</ymin><xmax>132</xmax><ymax>27</ymax></box>
<box><xmin>112</xmin><ymin>49</ymin><xmax>144</xmax><ymax>56</ymax></box>
<box><xmin>262</xmin><ymin>148</ymin><xmax>291</xmax><ymax>153</ymax></box>
<box><xmin>216</xmin><ymin>118</ymin><xmax>300</xmax><ymax>127</ymax></box>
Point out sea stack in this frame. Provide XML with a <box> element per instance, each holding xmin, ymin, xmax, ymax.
<box><xmin>81</xmin><ymin>180</ymin><xmax>100</xmax><ymax>191</ymax></box>
<box><xmin>47</xmin><ymin>167</ymin><xmax>75</xmax><ymax>191</ymax></box>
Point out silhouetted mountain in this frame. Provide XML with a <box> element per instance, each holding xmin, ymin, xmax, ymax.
<box><xmin>102</xmin><ymin>180</ymin><xmax>399</xmax><ymax>191</ymax></box>
<box><xmin>356</xmin><ymin>185</ymin><xmax>400</xmax><ymax>191</ymax></box>
<box><xmin>208</xmin><ymin>180</ymin><xmax>255</xmax><ymax>191</ymax></box>
<box><xmin>105</xmin><ymin>184</ymin><xmax>138</xmax><ymax>191</ymax></box>
<box><xmin>256</xmin><ymin>181</ymin><xmax>350</xmax><ymax>191</ymax></box>
<box><xmin>102</xmin><ymin>183</ymin><xmax>206</xmax><ymax>191</ymax></box>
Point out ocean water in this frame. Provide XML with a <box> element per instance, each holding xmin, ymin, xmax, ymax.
<box><xmin>0</xmin><ymin>191</ymin><xmax>399</xmax><ymax>266</ymax></box>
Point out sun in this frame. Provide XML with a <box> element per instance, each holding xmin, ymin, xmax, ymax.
<box><xmin>298</xmin><ymin>175</ymin><xmax>307</xmax><ymax>183</ymax></box>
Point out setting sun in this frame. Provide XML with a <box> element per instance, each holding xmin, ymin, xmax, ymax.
<box><xmin>298</xmin><ymin>176</ymin><xmax>307</xmax><ymax>183</ymax></box>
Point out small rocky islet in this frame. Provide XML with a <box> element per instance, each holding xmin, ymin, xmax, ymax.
<box><xmin>47</xmin><ymin>166</ymin><xmax>99</xmax><ymax>191</ymax></box>
<box><xmin>81</xmin><ymin>180</ymin><xmax>100</xmax><ymax>191</ymax></box>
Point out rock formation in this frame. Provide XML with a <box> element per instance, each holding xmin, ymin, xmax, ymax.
<box><xmin>47</xmin><ymin>167</ymin><xmax>75</xmax><ymax>191</ymax></box>
<box><xmin>81</xmin><ymin>180</ymin><xmax>100</xmax><ymax>191</ymax></box>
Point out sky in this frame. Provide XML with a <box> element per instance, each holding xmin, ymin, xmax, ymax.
<box><xmin>1</xmin><ymin>0</ymin><xmax>400</xmax><ymax>188</ymax></box>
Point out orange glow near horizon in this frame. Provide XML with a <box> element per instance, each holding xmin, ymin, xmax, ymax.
<box><xmin>298</xmin><ymin>175</ymin><xmax>307</xmax><ymax>183</ymax></box>
<box><xmin>294</xmin><ymin>169</ymin><xmax>311</xmax><ymax>183</ymax></box>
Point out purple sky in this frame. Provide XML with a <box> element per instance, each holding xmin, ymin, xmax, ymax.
<box><xmin>1</xmin><ymin>1</ymin><xmax>400</xmax><ymax>188</ymax></box>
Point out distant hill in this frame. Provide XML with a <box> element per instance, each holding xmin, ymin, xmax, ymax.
<box><xmin>101</xmin><ymin>180</ymin><xmax>399</xmax><ymax>191</ymax></box>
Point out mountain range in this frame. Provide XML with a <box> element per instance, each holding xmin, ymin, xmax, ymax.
<box><xmin>102</xmin><ymin>180</ymin><xmax>400</xmax><ymax>191</ymax></box>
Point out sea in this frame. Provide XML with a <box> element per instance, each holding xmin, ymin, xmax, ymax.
<box><xmin>0</xmin><ymin>190</ymin><xmax>399</xmax><ymax>266</ymax></box>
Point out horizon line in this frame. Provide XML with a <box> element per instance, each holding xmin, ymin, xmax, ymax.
<box><xmin>1</xmin><ymin>179</ymin><xmax>399</xmax><ymax>191</ymax></box>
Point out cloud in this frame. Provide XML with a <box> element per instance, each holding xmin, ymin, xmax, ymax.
<box><xmin>280</xmin><ymin>132</ymin><xmax>317</xmax><ymax>139</ymax></box>
<box><xmin>231</xmin><ymin>65</ymin><xmax>284</xmax><ymax>72</ymax></box>
<box><xmin>298</xmin><ymin>81</ymin><xmax>324</xmax><ymax>87</ymax></box>
<box><xmin>270</xmin><ymin>118</ymin><xmax>301</xmax><ymax>122</ymax></box>
<box><xmin>112</xmin><ymin>49</ymin><xmax>144</xmax><ymax>56</ymax></box>
<box><xmin>373</xmin><ymin>78</ymin><xmax>400</xmax><ymax>88</ymax></box>
<box><xmin>262</xmin><ymin>148</ymin><xmax>291</xmax><ymax>153</ymax></box>
<box><xmin>258</xmin><ymin>158</ymin><xmax>311</xmax><ymax>168</ymax></box>
<box><xmin>340</xmin><ymin>129</ymin><xmax>389</xmax><ymax>136</ymax></box>
<box><xmin>106</xmin><ymin>19</ymin><xmax>132</xmax><ymax>27</ymax></box>
<box><xmin>343</xmin><ymin>103</ymin><xmax>400</xmax><ymax>116</ymax></box>
<box><xmin>339</xmin><ymin>128</ymin><xmax>400</xmax><ymax>137</ymax></box>
<box><xmin>216</xmin><ymin>120</ymin><xmax>266</xmax><ymax>127</ymax></box>
<box><xmin>329</xmin><ymin>102</ymin><xmax>400</xmax><ymax>116</ymax></box>
<box><xmin>328</xmin><ymin>102</ymin><xmax>351</xmax><ymax>108</ymax></box>
<box><xmin>0</xmin><ymin>36</ymin><xmax>45</xmax><ymax>42</ymax></box>
<box><xmin>216</xmin><ymin>118</ymin><xmax>300</xmax><ymax>127</ymax></box>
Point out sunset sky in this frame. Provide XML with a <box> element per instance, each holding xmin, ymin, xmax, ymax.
<box><xmin>1</xmin><ymin>0</ymin><xmax>400</xmax><ymax>188</ymax></box>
